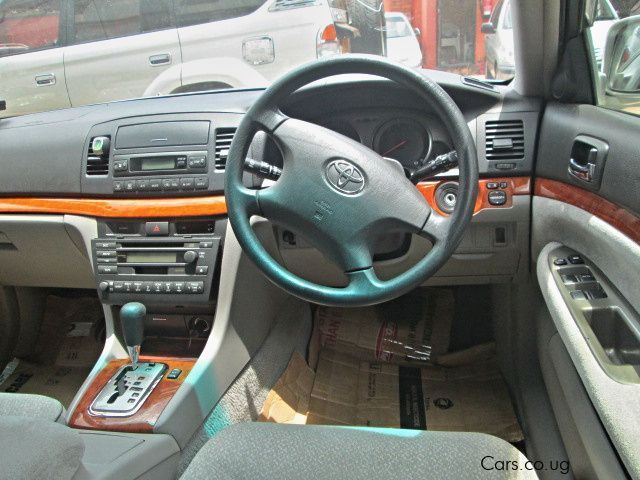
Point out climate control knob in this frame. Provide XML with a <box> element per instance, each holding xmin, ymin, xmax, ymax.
<box><xmin>98</xmin><ymin>281</ymin><xmax>110</xmax><ymax>293</ymax></box>
<box><xmin>183</xmin><ymin>250</ymin><xmax>198</xmax><ymax>264</ymax></box>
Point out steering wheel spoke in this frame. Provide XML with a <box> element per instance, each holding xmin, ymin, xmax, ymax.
<box><xmin>236</xmin><ymin>187</ymin><xmax>262</xmax><ymax>216</ymax></box>
<box><xmin>346</xmin><ymin>267</ymin><xmax>383</xmax><ymax>297</ymax></box>
<box><xmin>248</xmin><ymin>106</ymin><xmax>289</xmax><ymax>133</ymax></box>
<box><xmin>419</xmin><ymin>210</ymin><xmax>449</xmax><ymax>245</ymax></box>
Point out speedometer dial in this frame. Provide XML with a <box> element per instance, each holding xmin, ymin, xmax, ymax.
<box><xmin>373</xmin><ymin>119</ymin><xmax>430</xmax><ymax>168</ymax></box>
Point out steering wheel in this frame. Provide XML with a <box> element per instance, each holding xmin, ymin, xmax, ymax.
<box><xmin>225</xmin><ymin>55</ymin><xmax>478</xmax><ymax>307</ymax></box>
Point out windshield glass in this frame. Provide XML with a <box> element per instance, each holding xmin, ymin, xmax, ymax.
<box><xmin>0</xmin><ymin>0</ymin><xmax>519</xmax><ymax>118</ymax></box>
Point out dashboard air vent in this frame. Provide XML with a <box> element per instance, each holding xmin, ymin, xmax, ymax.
<box><xmin>485</xmin><ymin>120</ymin><xmax>524</xmax><ymax>161</ymax></box>
<box><xmin>86</xmin><ymin>135</ymin><xmax>111</xmax><ymax>176</ymax></box>
<box><xmin>214</xmin><ymin>128</ymin><xmax>237</xmax><ymax>170</ymax></box>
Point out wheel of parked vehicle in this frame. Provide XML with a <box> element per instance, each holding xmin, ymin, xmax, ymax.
<box><xmin>346</xmin><ymin>0</ymin><xmax>387</xmax><ymax>55</ymax></box>
<box><xmin>225</xmin><ymin>55</ymin><xmax>478</xmax><ymax>307</ymax></box>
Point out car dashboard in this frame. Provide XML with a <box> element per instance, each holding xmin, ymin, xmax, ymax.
<box><xmin>0</xmin><ymin>72</ymin><xmax>541</xmax><ymax>294</ymax></box>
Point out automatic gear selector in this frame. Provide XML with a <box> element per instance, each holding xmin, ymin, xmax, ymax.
<box><xmin>89</xmin><ymin>302</ymin><xmax>167</xmax><ymax>417</ymax></box>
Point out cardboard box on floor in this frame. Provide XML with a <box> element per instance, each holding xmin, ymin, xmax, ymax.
<box><xmin>315</xmin><ymin>288</ymin><xmax>454</xmax><ymax>366</ymax></box>
<box><xmin>260</xmin><ymin>349</ymin><xmax>523</xmax><ymax>443</ymax></box>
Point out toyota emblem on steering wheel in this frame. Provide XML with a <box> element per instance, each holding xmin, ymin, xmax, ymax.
<box><xmin>326</xmin><ymin>160</ymin><xmax>365</xmax><ymax>195</ymax></box>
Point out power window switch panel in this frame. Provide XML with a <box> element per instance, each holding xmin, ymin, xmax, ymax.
<box><xmin>570</xmin><ymin>290</ymin><xmax>587</xmax><ymax>300</ymax></box>
<box><xmin>167</xmin><ymin>369</ymin><xmax>182</xmax><ymax>380</ymax></box>
<box><xmin>561</xmin><ymin>274</ymin><xmax>578</xmax><ymax>285</ymax></box>
<box><xmin>568</xmin><ymin>254</ymin><xmax>585</xmax><ymax>264</ymax></box>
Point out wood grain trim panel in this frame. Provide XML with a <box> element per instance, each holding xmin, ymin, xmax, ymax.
<box><xmin>535</xmin><ymin>178</ymin><xmax>640</xmax><ymax>244</ymax></box>
<box><xmin>0</xmin><ymin>196</ymin><xmax>227</xmax><ymax>218</ymax></box>
<box><xmin>68</xmin><ymin>356</ymin><xmax>196</xmax><ymax>433</ymax></box>
<box><xmin>0</xmin><ymin>177</ymin><xmax>530</xmax><ymax>219</ymax></box>
<box><xmin>417</xmin><ymin>177</ymin><xmax>531</xmax><ymax>216</ymax></box>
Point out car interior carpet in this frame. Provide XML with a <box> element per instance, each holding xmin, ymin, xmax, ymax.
<box><xmin>259</xmin><ymin>288</ymin><xmax>524</xmax><ymax>443</ymax></box>
<box><xmin>0</xmin><ymin>295</ymin><xmax>104</xmax><ymax>407</ymax></box>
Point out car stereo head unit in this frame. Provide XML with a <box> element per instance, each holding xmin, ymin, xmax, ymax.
<box><xmin>92</xmin><ymin>219</ymin><xmax>221</xmax><ymax>305</ymax></box>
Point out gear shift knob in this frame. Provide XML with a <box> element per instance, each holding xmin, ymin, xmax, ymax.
<box><xmin>120</xmin><ymin>302</ymin><xmax>146</xmax><ymax>369</ymax></box>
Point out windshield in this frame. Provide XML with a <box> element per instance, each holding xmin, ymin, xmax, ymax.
<box><xmin>0</xmin><ymin>0</ymin><xmax>519</xmax><ymax>118</ymax></box>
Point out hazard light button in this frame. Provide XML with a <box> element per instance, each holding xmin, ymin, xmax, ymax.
<box><xmin>145</xmin><ymin>221</ymin><xmax>169</xmax><ymax>236</ymax></box>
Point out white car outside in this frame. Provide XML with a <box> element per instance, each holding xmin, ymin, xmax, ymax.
<box><xmin>0</xmin><ymin>0</ymin><xmax>347</xmax><ymax>118</ymax></box>
<box><xmin>384</xmin><ymin>12</ymin><xmax>423</xmax><ymax>68</ymax></box>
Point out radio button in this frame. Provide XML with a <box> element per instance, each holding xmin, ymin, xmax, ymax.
<box><xmin>96</xmin><ymin>241</ymin><xmax>116</xmax><ymax>249</ymax></box>
<box><xmin>124</xmin><ymin>180</ymin><xmax>137</xmax><ymax>192</ymax></box>
<box><xmin>153</xmin><ymin>282</ymin><xmax>164</xmax><ymax>293</ymax></box>
<box><xmin>114</xmin><ymin>160</ymin><xmax>128</xmax><ymax>172</ymax></box>
<box><xmin>145</xmin><ymin>221</ymin><xmax>169</xmax><ymax>236</ymax></box>
<box><xmin>133</xmin><ymin>282</ymin><xmax>144</xmax><ymax>293</ymax></box>
<box><xmin>149</xmin><ymin>179</ymin><xmax>162</xmax><ymax>191</ymax></box>
<box><xmin>123</xmin><ymin>282</ymin><xmax>133</xmax><ymax>292</ymax></box>
<box><xmin>113</xmin><ymin>281</ymin><xmax>124</xmax><ymax>292</ymax></box>
<box><xmin>163</xmin><ymin>282</ymin><xmax>173</xmax><ymax>293</ymax></box>
<box><xmin>180</xmin><ymin>177</ymin><xmax>195</xmax><ymax>190</ymax></box>
<box><xmin>113</xmin><ymin>181</ymin><xmax>124</xmax><ymax>192</ymax></box>
<box><xmin>137</xmin><ymin>179</ymin><xmax>149</xmax><ymax>191</ymax></box>
<box><xmin>97</xmin><ymin>265</ymin><xmax>117</xmax><ymax>274</ymax></box>
<box><xmin>199</xmin><ymin>241</ymin><xmax>213</xmax><ymax>248</ymax></box>
<box><xmin>97</xmin><ymin>250</ymin><xmax>116</xmax><ymax>258</ymax></box>
<box><xmin>173</xmin><ymin>282</ymin><xmax>186</xmax><ymax>294</ymax></box>
<box><xmin>196</xmin><ymin>266</ymin><xmax>208</xmax><ymax>275</ymax></box>
<box><xmin>195</xmin><ymin>177</ymin><xmax>209</xmax><ymax>190</ymax></box>
<box><xmin>143</xmin><ymin>282</ymin><xmax>154</xmax><ymax>293</ymax></box>
<box><xmin>176</xmin><ymin>156</ymin><xmax>188</xmax><ymax>169</ymax></box>
<box><xmin>162</xmin><ymin>178</ymin><xmax>180</xmax><ymax>191</ymax></box>
<box><xmin>188</xmin><ymin>155</ymin><xmax>207</xmax><ymax>169</ymax></box>
<box><xmin>186</xmin><ymin>281</ymin><xmax>204</xmax><ymax>293</ymax></box>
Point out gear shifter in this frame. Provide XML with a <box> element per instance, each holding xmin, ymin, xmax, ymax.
<box><xmin>90</xmin><ymin>302</ymin><xmax>167</xmax><ymax>417</ymax></box>
<box><xmin>120</xmin><ymin>302</ymin><xmax>145</xmax><ymax>369</ymax></box>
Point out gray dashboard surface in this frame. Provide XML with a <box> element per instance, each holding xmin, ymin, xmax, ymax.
<box><xmin>0</xmin><ymin>72</ymin><xmax>539</xmax><ymax>197</ymax></box>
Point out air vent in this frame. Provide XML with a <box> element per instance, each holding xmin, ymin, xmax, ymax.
<box><xmin>86</xmin><ymin>135</ymin><xmax>111</xmax><ymax>176</ymax></box>
<box><xmin>214</xmin><ymin>128</ymin><xmax>236</xmax><ymax>170</ymax></box>
<box><xmin>485</xmin><ymin>120</ymin><xmax>524</xmax><ymax>161</ymax></box>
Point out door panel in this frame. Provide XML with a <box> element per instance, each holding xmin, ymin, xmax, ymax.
<box><xmin>533</xmin><ymin>102</ymin><xmax>640</xmax><ymax>478</ymax></box>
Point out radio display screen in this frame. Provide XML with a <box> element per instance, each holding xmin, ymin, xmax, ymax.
<box><xmin>140</xmin><ymin>157</ymin><xmax>176</xmax><ymax>171</ymax></box>
<box><xmin>125</xmin><ymin>252</ymin><xmax>178</xmax><ymax>263</ymax></box>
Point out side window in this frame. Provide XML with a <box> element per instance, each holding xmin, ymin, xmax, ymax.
<box><xmin>72</xmin><ymin>0</ymin><xmax>172</xmax><ymax>44</ymax></box>
<box><xmin>0</xmin><ymin>0</ymin><xmax>61</xmax><ymax>58</ymax></box>
<box><xmin>586</xmin><ymin>0</ymin><xmax>640</xmax><ymax>116</ymax></box>
<box><xmin>175</xmin><ymin>0</ymin><xmax>266</xmax><ymax>28</ymax></box>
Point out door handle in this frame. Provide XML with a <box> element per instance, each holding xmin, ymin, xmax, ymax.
<box><xmin>568</xmin><ymin>135</ymin><xmax>609</xmax><ymax>188</ymax></box>
<box><xmin>569</xmin><ymin>156</ymin><xmax>595</xmax><ymax>182</ymax></box>
<box><xmin>149</xmin><ymin>53</ymin><xmax>171</xmax><ymax>66</ymax></box>
<box><xmin>35</xmin><ymin>73</ymin><xmax>56</xmax><ymax>86</ymax></box>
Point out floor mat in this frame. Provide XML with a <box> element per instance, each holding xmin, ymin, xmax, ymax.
<box><xmin>259</xmin><ymin>290</ymin><xmax>523</xmax><ymax>443</ymax></box>
<box><xmin>0</xmin><ymin>295</ymin><xmax>103</xmax><ymax>407</ymax></box>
